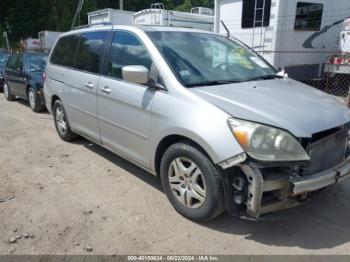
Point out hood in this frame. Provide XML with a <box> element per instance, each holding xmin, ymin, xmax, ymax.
<box><xmin>190</xmin><ymin>78</ymin><xmax>350</xmax><ymax>137</ymax></box>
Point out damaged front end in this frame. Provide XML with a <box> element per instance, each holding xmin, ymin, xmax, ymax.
<box><xmin>221</xmin><ymin>125</ymin><xmax>350</xmax><ymax>219</ymax></box>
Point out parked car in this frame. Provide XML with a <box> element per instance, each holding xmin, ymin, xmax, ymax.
<box><xmin>44</xmin><ymin>25</ymin><xmax>350</xmax><ymax>222</ymax></box>
<box><xmin>0</xmin><ymin>53</ymin><xmax>10</xmax><ymax>91</ymax></box>
<box><xmin>4</xmin><ymin>52</ymin><xmax>48</xmax><ymax>112</ymax></box>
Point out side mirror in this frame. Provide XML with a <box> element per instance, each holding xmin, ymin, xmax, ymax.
<box><xmin>122</xmin><ymin>65</ymin><xmax>149</xmax><ymax>85</ymax></box>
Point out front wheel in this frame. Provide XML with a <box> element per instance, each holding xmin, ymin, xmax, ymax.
<box><xmin>160</xmin><ymin>142</ymin><xmax>225</xmax><ymax>222</ymax></box>
<box><xmin>3</xmin><ymin>82</ymin><xmax>15</xmax><ymax>101</ymax></box>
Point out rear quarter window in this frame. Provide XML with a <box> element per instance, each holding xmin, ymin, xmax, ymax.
<box><xmin>50</xmin><ymin>35</ymin><xmax>79</xmax><ymax>68</ymax></box>
<box><xmin>75</xmin><ymin>31</ymin><xmax>107</xmax><ymax>74</ymax></box>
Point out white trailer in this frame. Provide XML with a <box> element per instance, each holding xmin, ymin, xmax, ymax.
<box><xmin>21</xmin><ymin>38</ymin><xmax>41</xmax><ymax>51</ymax></box>
<box><xmin>38</xmin><ymin>31</ymin><xmax>62</xmax><ymax>51</ymax></box>
<box><xmin>87</xmin><ymin>8</ymin><xmax>134</xmax><ymax>26</ymax></box>
<box><xmin>133</xmin><ymin>3</ymin><xmax>214</xmax><ymax>32</ymax></box>
<box><xmin>215</xmin><ymin>0</ymin><xmax>350</xmax><ymax>80</ymax></box>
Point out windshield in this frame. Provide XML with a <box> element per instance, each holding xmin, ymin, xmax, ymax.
<box><xmin>0</xmin><ymin>54</ymin><xmax>9</xmax><ymax>66</ymax></box>
<box><xmin>147</xmin><ymin>31</ymin><xmax>277</xmax><ymax>87</ymax></box>
<box><xmin>25</xmin><ymin>54</ymin><xmax>48</xmax><ymax>72</ymax></box>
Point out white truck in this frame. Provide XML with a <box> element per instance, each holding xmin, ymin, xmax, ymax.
<box><xmin>86</xmin><ymin>5</ymin><xmax>214</xmax><ymax>32</ymax></box>
<box><xmin>87</xmin><ymin>8</ymin><xmax>134</xmax><ymax>26</ymax></box>
<box><xmin>324</xmin><ymin>18</ymin><xmax>350</xmax><ymax>76</ymax></box>
<box><xmin>21</xmin><ymin>38</ymin><xmax>41</xmax><ymax>51</ymax></box>
<box><xmin>323</xmin><ymin>18</ymin><xmax>350</xmax><ymax>97</ymax></box>
<box><xmin>38</xmin><ymin>31</ymin><xmax>62</xmax><ymax>51</ymax></box>
<box><xmin>133</xmin><ymin>3</ymin><xmax>214</xmax><ymax>32</ymax></box>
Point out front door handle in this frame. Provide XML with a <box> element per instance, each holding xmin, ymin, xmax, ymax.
<box><xmin>100</xmin><ymin>86</ymin><xmax>111</xmax><ymax>94</ymax></box>
<box><xmin>84</xmin><ymin>81</ymin><xmax>94</xmax><ymax>89</ymax></box>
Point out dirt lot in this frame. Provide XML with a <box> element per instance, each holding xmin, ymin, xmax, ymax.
<box><xmin>1</xmin><ymin>94</ymin><xmax>350</xmax><ymax>255</ymax></box>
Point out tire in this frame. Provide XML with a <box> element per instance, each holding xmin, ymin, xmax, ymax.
<box><xmin>27</xmin><ymin>87</ymin><xmax>44</xmax><ymax>113</ymax></box>
<box><xmin>3</xmin><ymin>82</ymin><xmax>15</xmax><ymax>101</ymax></box>
<box><xmin>160</xmin><ymin>141</ymin><xmax>225</xmax><ymax>222</ymax></box>
<box><xmin>53</xmin><ymin>100</ymin><xmax>78</xmax><ymax>141</ymax></box>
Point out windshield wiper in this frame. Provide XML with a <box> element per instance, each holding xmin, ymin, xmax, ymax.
<box><xmin>184</xmin><ymin>80</ymin><xmax>239</xmax><ymax>88</ymax></box>
<box><xmin>244</xmin><ymin>74</ymin><xmax>282</xmax><ymax>82</ymax></box>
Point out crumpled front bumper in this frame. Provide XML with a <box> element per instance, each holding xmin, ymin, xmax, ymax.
<box><xmin>239</xmin><ymin>157</ymin><xmax>350</xmax><ymax>218</ymax></box>
<box><xmin>292</xmin><ymin>158</ymin><xmax>350</xmax><ymax>194</ymax></box>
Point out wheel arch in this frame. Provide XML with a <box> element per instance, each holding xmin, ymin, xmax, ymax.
<box><xmin>154</xmin><ymin>133</ymin><xmax>218</xmax><ymax>177</ymax></box>
<box><xmin>51</xmin><ymin>95</ymin><xmax>61</xmax><ymax>112</ymax></box>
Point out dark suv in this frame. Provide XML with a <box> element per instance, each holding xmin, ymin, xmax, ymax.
<box><xmin>0</xmin><ymin>53</ymin><xmax>10</xmax><ymax>91</ymax></box>
<box><xmin>4</xmin><ymin>52</ymin><xmax>48</xmax><ymax>112</ymax></box>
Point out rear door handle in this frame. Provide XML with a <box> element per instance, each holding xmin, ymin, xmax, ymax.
<box><xmin>84</xmin><ymin>81</ymin><xmax>94</xmax><ymax>89</ymax></box>
<box><xmin>100</xmin><ymin>86</ymin><xmax>111</xmax><ymax>94</ymax></box>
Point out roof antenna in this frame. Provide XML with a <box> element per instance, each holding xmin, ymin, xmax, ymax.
<box><xmin>221</xmin><ymin>20</ymin><xmax>230</xmax><ymax>38</ymax></box>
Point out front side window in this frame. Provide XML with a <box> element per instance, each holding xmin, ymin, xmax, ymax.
<box><xmin>75</xmin><ymin>31</ymin><xmax>107</xmax><ymax>74</ymax></box>
<box><xmin>50</xmin><ymin>34</ymin><xmax>79</xmax><ymax>68</ymax></box>
<box><xmin>147</xmin><ymin>31</ymin><xmax>276</xmax><ymax>87</ymax></box>
<box><xmin>242</xmin><ymin>0</ymin><xmax>271</xmax><ymax>28</ymax></box>
<box><xmin>106</xmin><ymin>31</ymin><xmax>152</xmax><ymax>80</ymax></box>
<box><xmin>295</xmin><ymin>2</ymin><xmax>323</xmax><ymax>31</ymax></box>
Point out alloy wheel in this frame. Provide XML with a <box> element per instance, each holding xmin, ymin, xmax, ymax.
<box><xmin>168</xmin><ymin>157</ymin><xmax>207</xmax><ymax>209</ymax></box>
<box><xmin>4</xmin><ymin>83</ymin><xmax>9</xmax><ymax>98</ymax></box>
<box><xmin>55</xmin><ymin>106</ymin><xmax>67</xmax><ymax>135</ymax></box>
<box><xmin>28</xmin><ymin>90</ymin><xmax>36</xmax><ymax>109</ymax></box>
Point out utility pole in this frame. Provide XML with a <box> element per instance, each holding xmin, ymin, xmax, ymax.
<box><xmin>3</xmin><ymin>32</ymin><xmax>10</xmax><ymax>53</ymax></box>
<box><xmin>119</xmin><ymin>0</ymin><xmax>123</xmax><ymax>10</ymax></box>
<box><xmin>71</xmin><ymin>0</ymin><xmax>85</xmax><ymax>30</ymax></box>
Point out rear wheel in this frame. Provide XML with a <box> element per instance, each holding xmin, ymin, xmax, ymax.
<box><xmin>53</xmin><ymin>100</ymin><xmax>78</xmax><ymax>141</ymax></box>
<box><xmin>3</xmin><ymin>82</ymin><xmax>15</xmax><ymax>101</ymax></box>
<box><xmin>160</xmin><ymin>142</ymin><xmax>225</xmax><ymax>222</ymax></box>
<box><xmin>28</xmin><ymin>87</ymin><xmax>44</xmax><ymax>113</ymax></box>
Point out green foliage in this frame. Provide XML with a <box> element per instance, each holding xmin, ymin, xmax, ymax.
<box><xmin>175</xmin><ymin>0</ymin><xmax>192</xmax><ymax>12</ymax></box>
<box><xmin>0</xmin><ymin>0</ymin><xmax>213</xmax><ymax>47</ymax></box>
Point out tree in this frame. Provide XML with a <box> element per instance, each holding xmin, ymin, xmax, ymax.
<box><xmin>175</xmin><ymin>0</ymin><xmax>192</xmax><ymax>12</ymax></box>
<box><xmin>0</xmin><ymin>0</ymin><xmax>214</xmax><ymax>47</ymax></box>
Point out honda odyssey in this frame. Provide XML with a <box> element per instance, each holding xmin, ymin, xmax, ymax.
<box><xmin>44</xmin><ymin>25</ymin><xmax>350</xmax><ymax>221</ymax></box>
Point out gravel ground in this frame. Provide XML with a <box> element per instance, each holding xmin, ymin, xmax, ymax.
<box><xmin>1</xmin><ymin>94</ymin><xmax>350</xmax><ymax>255</ymax></box>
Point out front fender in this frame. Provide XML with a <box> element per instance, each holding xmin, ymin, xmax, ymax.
<box><xmin>149</xmin><ymin>91</ymin><xmax>244</xmax><ymax>171</ymax></box>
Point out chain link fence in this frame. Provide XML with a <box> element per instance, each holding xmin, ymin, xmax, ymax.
<box><xmin>256</xmin><ymin>49</ymin><xmax>350</xmax><ymax>98</ymax></box>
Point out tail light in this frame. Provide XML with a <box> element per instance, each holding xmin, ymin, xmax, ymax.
<box><xmin>336</xmin><ymin>57</ymin><xmax>344</xmax><ymax>64</ymax></box>
<box><xmin>42</xmin><ymin>71</ymin><xmax>46</xmax><ymax>82</ymax></box>
<box><xmin>329</xmin><ymin>57</ymin><xmax>348</xmax><ymax>65</ymax></box>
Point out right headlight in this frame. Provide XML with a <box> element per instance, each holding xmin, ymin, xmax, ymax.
<box><xmin>228</xmin><ymin>118</ymin><xmax>310</xmax><ymax>162</ymax></box>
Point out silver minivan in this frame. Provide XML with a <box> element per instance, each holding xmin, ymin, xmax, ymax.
<box><xmin>44</xmin><ymin>25</ymin><xmax>350</xmax><ymax>221</ymax></box>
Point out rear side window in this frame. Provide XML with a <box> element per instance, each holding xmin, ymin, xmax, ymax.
<box><xmin>50</xmin><ymin>35</ymin><xmax>79</xmax><ymax>67</ymax></box>
<box><xmin>105</xmin><ymin>31</ymin><xmax>152</xmax><ymax>79</ymax></box>
<box><xmin>295</xmin><ymin>2</ymin><xmax>323</xmax><ymax>31</ymax></box>
<box><xmin>75</xmin><ymin>31</ymin><xmax>107</xmax><ymax>74</ymax></box>
<box><xmin>242</xmin><ymin>0</ymin><xmax>271</xmax><ymax>28</ymax></box>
